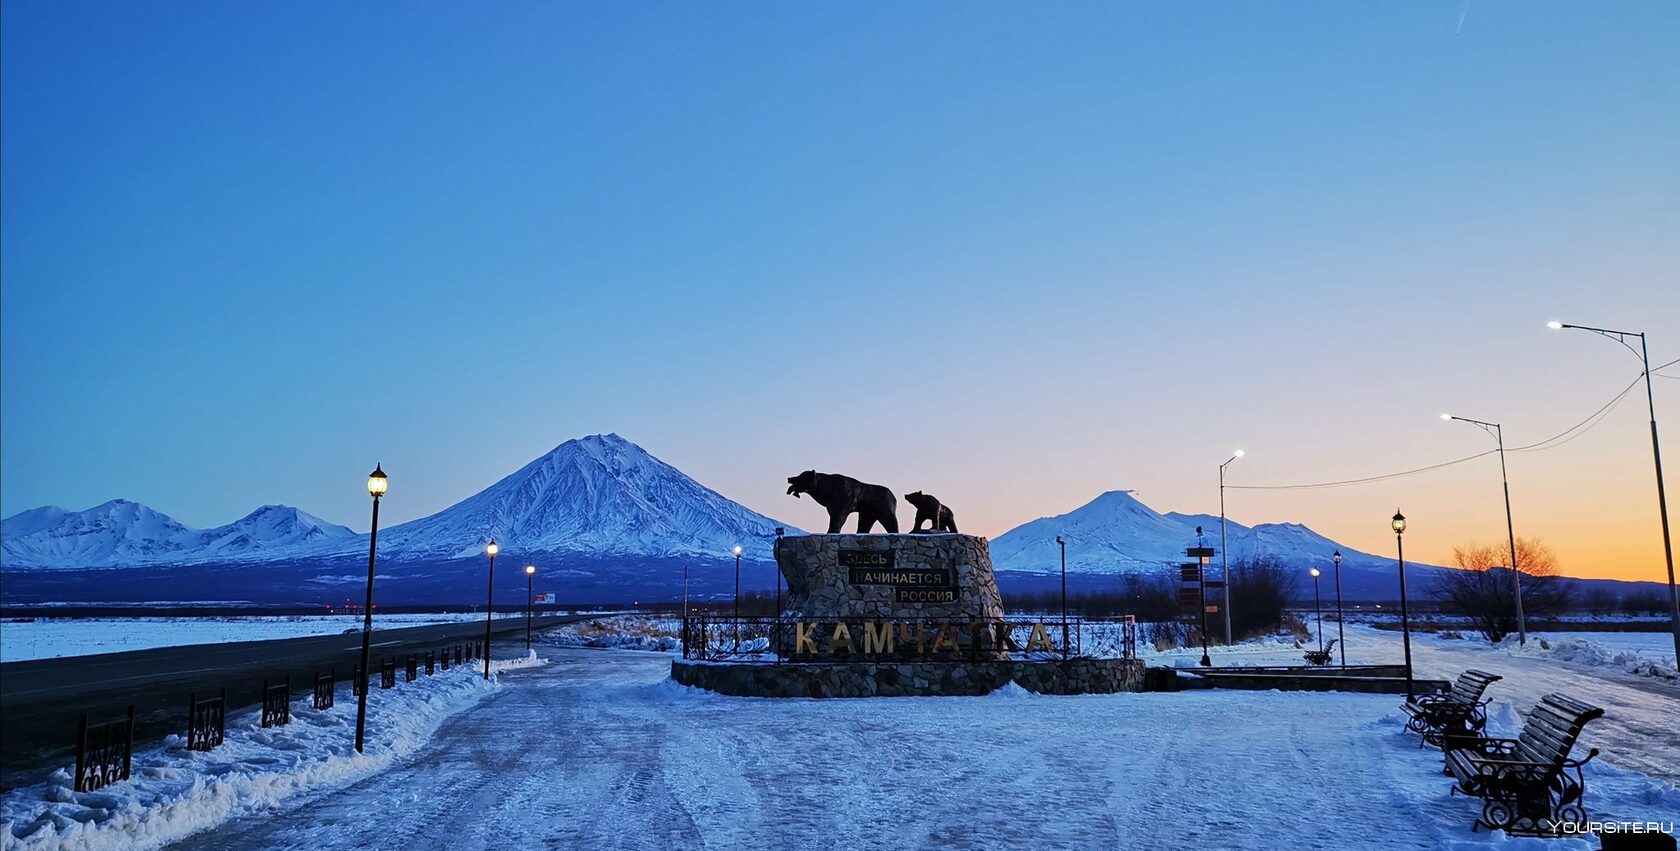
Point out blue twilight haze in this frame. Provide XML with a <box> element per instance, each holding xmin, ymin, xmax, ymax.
<box><xmin>2</xmin><ymin>1</ymin><xmax>1676</xmax><ymax>579</ymax></box>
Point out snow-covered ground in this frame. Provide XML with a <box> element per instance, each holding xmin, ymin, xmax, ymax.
<box><xmin>0</xmin><ymin>652</ymin><xmax>547</xmax><ymax>851</ymax></box>
<box><xmin>0</xmin><ymin>614</ymin><xmax>522</xmax><ymax>663</ymax></box>
<box><xmin>156</xmin><ymin>649</ymin><xmax>1677</xmax><ymax>850</ymax></box>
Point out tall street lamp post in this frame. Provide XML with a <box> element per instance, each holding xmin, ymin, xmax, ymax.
<box><xmin>524</xmin><ymin>564</ymin><xmax>536</xmax><ymax>652</ymax></box>
<box><xmin>1332</xmin><ymin>550</ymin><xmax>1346</xmax><ymax>667</ymax></box>
<box><xmin>354</xmin><ymin>464</ymin><xmax>387</xmax><ymax>754</ymax></box>
<box><xmin>732</xmin><ymin>545</ymin><xmax>743</xmax><ymax>617</ymax></box>
<box><xmin>1550</xmin><ymin>321</ymin><xmax>1679</xmax><ymax>667</ymax></box>
<box><xmin>774</xmin><ymin>528</ymin><xmax>784</xmax><ymax>617</ymax></box>
<box><xmin>1218</xmin><ymin>450</ymin><xmax>1244</xmax><ymax>646</ymax></box>
<box><xmin>1443</xmin><ymin>413</ymin><xmax>1526</xmax><ymax>644</ymax></box>
<box><xmin>1393</xmin><ymin>510</ymin><xmax>1414</xmax><ymax>701</ymax></box>
<box><xmin>483</xmin><ymin>540</ymin><xmax>498</xmax><ymax>680</ymax></box>
<box><xmin>1309</xmin><ymin>567</ymin><xmax>1323</xmax><ymax>655</ymax></box>
<box><xmin>732</xmin><ymin>544</ymin><xmax>743</xmax><ymax>649</ymax></box>
<box><xmin>1057</xmin><ymin>535</ymin><xmax>1068</xmax><ymax>659</ymax></box>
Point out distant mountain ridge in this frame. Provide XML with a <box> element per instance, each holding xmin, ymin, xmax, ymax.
<box><xmin>1</xmin><ymin>501</ymin><xmax>355</xmax><ymax>569</ymax></box>
<box><xmin>1</xmin><ymin>434</ymin><xmax>796</xmax><ymax>570</ymax></box>
<box><xmin>989</xmin><ymin>490</ymin><xmax>1403</xmax><ymax>575</ymax></box>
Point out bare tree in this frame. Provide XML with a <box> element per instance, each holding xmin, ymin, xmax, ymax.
<box><xmin>1429</xmin><ymin>538</ymin><xmax>1570</xmax><ymax>642</ymax></box>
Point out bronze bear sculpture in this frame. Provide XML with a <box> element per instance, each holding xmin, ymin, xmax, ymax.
<box><xmin>786</xmin><ymin>470</ymin><xmax>899</xmax><ymax>534</ymax></box>
<box><xmin>904</xmin><ymin>491</ymin><xmax>957</xmax><ymax>533</ymax></box>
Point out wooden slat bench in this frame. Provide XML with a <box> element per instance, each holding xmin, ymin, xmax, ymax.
<box><xmin>1444</xmin><ymin>692</ymin><xmax>1604</xmax><ymax>836</ymax></box>
<box><xmin>1302</xmin><ymin>639</ymin><xmax>1338</xmax><ymax>666</ymax></box>
<box><xmin>1402</xmin><ymin>668</ymin><xmax>1501</xmax><ymax>747</ymax></box>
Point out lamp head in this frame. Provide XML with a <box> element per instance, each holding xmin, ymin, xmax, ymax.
<box><xmin>1332</xmin><ymin>549</ymin><xmax>1341</xmax><ymax>564</ymax></box>
<box><xmin>1440</xmin><ymin>413</ymin><xmax>1451</xmax><ymax>421</ymax></box>
<box><xmin>732</xmin><ymin>545</ymin><xmax>742</xmax><ymax>556</ymax></box>
<box><xmin>1056</xmin><ymin>535</ymin><xmax>1064</xmax><ymax>545</ymax></box>
<box><xmin>367</xmin><ymin>464</ymin><xmax>388</xmax><ymax>497</ymax></box>
<box><xmin>1233</xmin><ymin>449</ymin><xmax>1245</xmax><ymax>458</ymax></box>
<box><xmin>1547</xmin><ymin>321</ymin><xmax>1564</xmax><ymax>330</ymax></box>
<box><xmin>525</xmin><ymin>564</ymin><xmax>535</xmax><ymax>576</ymax></box>
<box><xmin>486</xmin><ymin>540</ymin><xmax>499</xmax><ymax>557</ymax></box>
<box><xmin>1310</xmin><ymin>567</ymin><xmax>1321</xmax><ymax>578</ymax></box>
<box><xmin>1391</xmin><ymin>511</ymin><xmax>1407</xmax><ymax>535</ymax></box>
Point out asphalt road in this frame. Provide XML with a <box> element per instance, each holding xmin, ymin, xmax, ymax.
<box><xmin>0</xmin><ymin>614</ymin><xmax>589</xmax><ymax>791</ymax></box>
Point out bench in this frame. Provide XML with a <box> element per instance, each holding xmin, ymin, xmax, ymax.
<box><xmin>1302</xmin><ymin>638</ymin><xmax>1338</xmax><ymax>666</ymax></box>
<box><xmin>1444</xmin><ymin>692</ymin><xmax>1603</xmax><ymax>836</ymax></box>
<box><xmin>1402</xmin><ymin>668</ymin><xmax>1501</xmax><ymax>747</ymax></box>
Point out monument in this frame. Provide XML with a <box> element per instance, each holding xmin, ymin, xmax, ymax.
<box><xmin>670</xmin><ymin>472</ymin><xmax>1146</xmax><ymax>697</ymax></box>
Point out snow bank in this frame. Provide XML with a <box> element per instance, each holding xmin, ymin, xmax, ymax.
<box><xmin>539</xmin><ymin>615</ymin><xmax>682</xmax><ymax>654</ymax></box>
<box><xmin>0</xmin><ymin>652</ymin><xmax>547</xmax><ymax>851</ymax></box>
<box><xmin>1501</xmin><ymin>635</ymin><xmax>1679</xmax><ymax>681</ymax></box>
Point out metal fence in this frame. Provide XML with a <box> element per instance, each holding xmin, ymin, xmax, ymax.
<box><xmin>681</xmin><ymin>616</ymin><xmax>1137</xmax><ymax>663</ymax></box>
<box><xmin>187</xmin><ymin>689</ymin><xmax>226</xmax><ymax>751</ymax></box>
<box><xmin>74</xmin><ymin>707</ymin><xmax>133</xmax><ymax>792</ymax></box>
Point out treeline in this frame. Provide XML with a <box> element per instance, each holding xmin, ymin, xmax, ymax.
<box><xmin>1009</xmin><ymin>556</ymin><xmax>1303</xmax><ymax>641</ymax></box>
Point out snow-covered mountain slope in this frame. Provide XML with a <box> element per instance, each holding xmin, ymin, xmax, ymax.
<box><xmin>1</xmin><ymin>435</ymin><xmax>797</xmax><ymax>570</ymax></box>
<box><xmin>1</xmin><ymin>500</ymin><xmax>207</xmax><ymax>568</ymax></box>
<box><xmin>0</xmin><ymin>502</ymin><xmax>359</xmax><ymax>569</ymax></box>
<box><xmin>196</xmin><ymin>505</ymin><xmax>359</xmax><ymax>557</ymax></box>
<box><xmin>366</xmin><ymin>434</ymin><xmax>795</xmax><ymax>561</ymax></box>
<box><xmin>990</xmin><ymin>491</ymin><xmax>1401</xmax><ymax>575</ymax></box>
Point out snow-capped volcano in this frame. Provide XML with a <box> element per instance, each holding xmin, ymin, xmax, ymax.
<box><xmin>0</xmin><ymin>501</ymin><xmax>358</xmax><ymax>569</ymax></box>
<box><xmin>370</xmin><ymin>433</ymin><xmax>794</xmax><ymax>561</ymax></box>
<box><xmin>990</xmin><ymin>490</ymin><xmax>1397</xmax><ymax>575</ymax></box>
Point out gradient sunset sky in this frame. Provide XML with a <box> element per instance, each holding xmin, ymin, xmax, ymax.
<box><xmin>3</xmin><ymin>2</ymin><xmax>1676</xmax><ymax>581</ymax></box>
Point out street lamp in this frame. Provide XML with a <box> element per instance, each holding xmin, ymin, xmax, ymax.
<box><xmin>483</xmin><ymin>539</ymin><xmax>498</xmax><ymax>680</ymax></box>
<box><xmin>1442</xmin><ymin>413</ymin><xmax>1527</xmax><ymax>644</ymax></box>
<box><xmin>1309</xmin><ymin>567</ymin><xmax>1323</xmax><ymax>655</ymax></box>
<box><xmin>524</xmin><ymin>564</ymin><xmax>536</xmax><ymax>652</ymax></box>
<box><xmin>1332</xmin><ymin>550</ymin><xmax>1346</xmax><ymax>667</ymax></box>
<box><xmin>732</xmin><ymin>544</ymin><xmax>743</xmax><ymax>618</ymax></box>
<box><xmin>774</xmin><ymin>528</ymin><xmax>785</xmax><ymax>618</ymax></box>
<box><xmin>1393</xmin><ymin>510</ymin><xmax>1414</xmax><ymax>701</ymax></box>
<box><xmin>1057</xmin><ymin>535</ymin><xmax>1068</xmax><ymax>659</ymax></box>
<box><xmin>1549</xmin><ymin>321</ymin><xmax>1679</xmax><ymax>667</ymax></box>
<box><xmin>1219</xmin><ymin>450</ymin><xmax>1244</xmax><ymax>646</ymax></box>
<box><xmin>354</xmin><ymin>463</ymin><xmax>387</xmax><ymax>754</ymax></box>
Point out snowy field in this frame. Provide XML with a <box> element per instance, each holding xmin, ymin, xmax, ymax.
<box><xmin>146</xmin><ymin>649</ymin><xmax>1677</xmax><ymax>850</ymax></box>
<box><xmin>0</xmin><ymin>614</ymin><xmax>530</xmax><ymax>663</ymax></box>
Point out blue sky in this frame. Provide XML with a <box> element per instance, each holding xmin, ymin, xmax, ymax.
<box><xmin>3</xmin><ymin>1</ymin><xmax>1677</xmax><ymax>578</ymax></box>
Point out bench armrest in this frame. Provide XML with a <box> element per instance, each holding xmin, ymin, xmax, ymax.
<box><xmin>1563</xmin><ymin>747</ymin><xmax>1600</xmax><ymax>770</ymax></box>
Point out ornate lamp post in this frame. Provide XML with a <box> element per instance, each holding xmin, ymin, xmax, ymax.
<box><xmin>483</xmin><ymin>539</ymin><xmax>498</xmax><ymax>680</ymax></box>
<box><xmin>1332</xmin><ymin>550</ymin><xmax>1346</xmax><ymax>667</ymax></box>
<box><xmin>1309</xmin><ymin>567</ymin><xmax>1324</xmax><ymax>655</ymax></box>
<box><xmin>1218</xmin><ymin>450</ymin><xmax>1244</xmax><ymax>646</ymax></box>
<box><xmin>1549</xmin><ymin>321</ymin><xmax>1678</xmax><ymax>667</ymax></box>
<box><xmin>1443</xmin><ymin>413</ymin><xmax>1526</xmax><ymax>644</ymax></box>
<box><xmin>354</xmin><ymin>464</ymin><xmax>387</xmax><ymax>754</ymax></box>
<box><xmin>1393</xmin><ymin>510</ymin><xmax>1414</xmax><ymax>700</ymax></box>
<box><xmin>524</xmin><ymin>564</ymin><xmax>536</xmax><ymax>652</ymax></box>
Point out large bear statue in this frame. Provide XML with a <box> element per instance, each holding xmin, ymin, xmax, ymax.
<box><xmin>786</xmin><ymin>470</ymin><xmax>899</xmax><ymax>534</ymax></box>
<box><xmin>904</xmin><ymin>491</ymin><xmax>957</xmax><ymax>533</ymax></box>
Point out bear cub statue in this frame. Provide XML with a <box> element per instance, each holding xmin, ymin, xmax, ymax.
<box><xmin>904</xmin><ymin>491</ymin><xmax>957</xmax><ymax>533</ymax></box>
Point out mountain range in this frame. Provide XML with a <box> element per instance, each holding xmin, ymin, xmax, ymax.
<box><xmin>2</xmin><ymin>434</ymin><xmax>790</xmax><ymax>571</ymax></box>
<box><xmin>0</xmin><ymin>433</ymin><xmax>1650</xmax><ymax>604</ymax></box>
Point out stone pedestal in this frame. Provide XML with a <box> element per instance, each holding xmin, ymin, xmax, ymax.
<box><xmin>777</xmin><ymin>533</ymin><xmax>1003</xmax><ymax>621</ymax></box>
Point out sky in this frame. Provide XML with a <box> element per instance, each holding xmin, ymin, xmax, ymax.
<box><xmin>2</xmin><ymin>1</ymin><xmax>1677</xmax><ymax>582</ymax></box>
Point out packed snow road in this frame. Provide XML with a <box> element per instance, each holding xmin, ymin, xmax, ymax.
<box><xmin>169</xmin><ymin>648</ymin><xmax>1677</xmax><ymax>851</ymax></box>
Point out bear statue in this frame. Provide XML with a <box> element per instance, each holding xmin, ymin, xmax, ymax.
<box><xmin>904</xmin><ymin>491</ymin><xmax>958</xmax><ymax>533</ymax></box>
<box><xmin>785</xmin><ymin>470</ymin><xmax>900</xmax><ymax>534</ymax></box>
